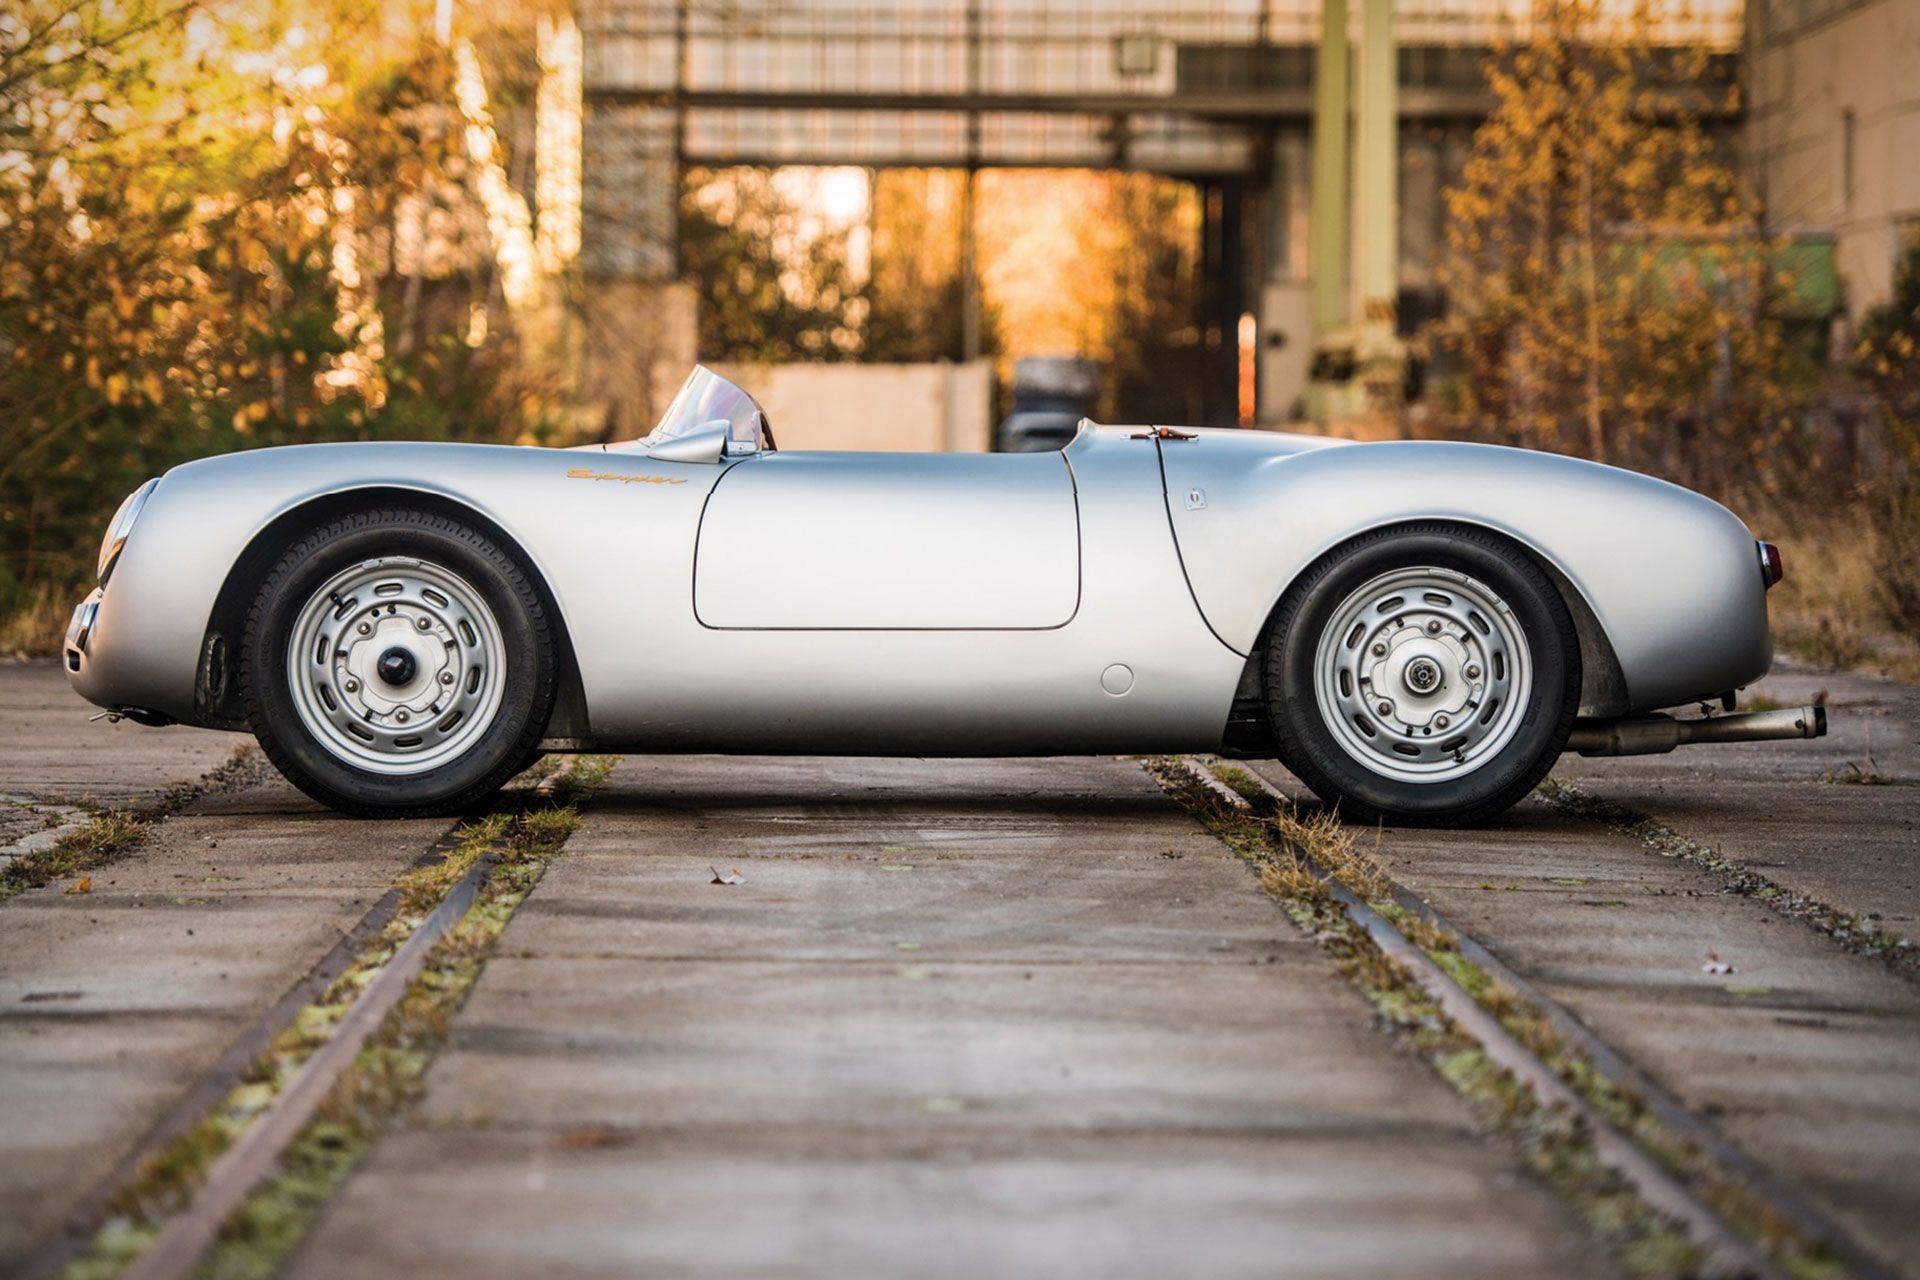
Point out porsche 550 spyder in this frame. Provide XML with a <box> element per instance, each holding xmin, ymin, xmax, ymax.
<box><xmin>66</xmin><ymin>366</ymin><xmax>1823</xmax><ymax>823</ymax></box>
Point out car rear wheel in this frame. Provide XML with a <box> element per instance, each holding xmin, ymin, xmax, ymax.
<box><xmin>241</xmin><ymin>507</ymin><xmax>556</xmax><ymax>817</ymax></box>
<box><xmin>1263</xmin><ymin>524</ymin><xmax>1579</xmax><ymax>825</ymax></box>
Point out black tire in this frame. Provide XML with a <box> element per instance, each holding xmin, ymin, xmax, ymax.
<box><xmin>1263</xmin><ymin>523</ymin><xmax>1579</xmax><ymax>826</ymax></box>
<box><xmin>241</xmin><ymin>507</ymin><xmax>557</xmax><ymax>817</ymax></box>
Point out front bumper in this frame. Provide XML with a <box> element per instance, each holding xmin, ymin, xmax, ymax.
<box><xmin>65</xmin><ymin>589</ymin><xmax>103</xmax><ymax>676</ymax></box>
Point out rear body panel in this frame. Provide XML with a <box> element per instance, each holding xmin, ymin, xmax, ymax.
<box><xmin>1156</xmin><ymin>430</ymin><xmax>1771</xmax><ymax>712</ymax></box>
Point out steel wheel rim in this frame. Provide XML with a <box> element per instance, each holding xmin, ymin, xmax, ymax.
<box><xmin>285</xmin><ymin>557</ymin><xmax>507</xmax><ymax>776</ymax></box>
<box><xmin>1312</xmin><ymin>566</ymin><xmax>1533</xmax><ymax>784</ymax></box>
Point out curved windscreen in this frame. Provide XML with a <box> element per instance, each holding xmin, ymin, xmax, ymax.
<box><xmin>644</xmin><ymin>366</ymin><xmax>772</xmax><ymax>450</ymax></box>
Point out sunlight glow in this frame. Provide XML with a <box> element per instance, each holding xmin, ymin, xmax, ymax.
<box><xmin>454</xmin><ymin>38</ymin><xmax>538</xmax><ymax>309</ymax></box>
<box><xmin>534</xmin><ymin>14</ymin><xmax>583</xmax><ymax>275</ymax></box>
<box><xmin>816</xmin><ymin>168</ymin><xmax>870</xmax><ymax>226</ymax></box>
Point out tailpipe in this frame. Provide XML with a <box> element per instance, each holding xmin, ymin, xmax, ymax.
<box><xmin>1567</xmin><ymin>705</ymin><xmax>1827</xmax><ymax>757</ymax></box>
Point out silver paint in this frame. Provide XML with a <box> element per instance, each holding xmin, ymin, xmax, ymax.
<box><xmin>694</xmin><ymin>451</ymin><xmax>1080</xmax><ymax>630</ymax></box>
<box><xmin>1314</xmin><ymin>565</ymin><xmax>1532</xmax><ymax>783</ymax></box>
<box><xmin>1156</xmin><ymin>429</ymin><xmax>1772</xmax><ymax>711</ymax></box>
<box><xmin>66</xmin><ymin>377</ymin><xmax>1779</xmax><ymax>758</ymax></box>
<box><xmin>286</xmin><ymin>556</ymin><xmax>506</xmax><ymax>775</ymax></box>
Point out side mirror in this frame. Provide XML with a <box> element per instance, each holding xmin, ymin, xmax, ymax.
<box><xmin>646</xmin><ymin>420</ymin><xmax>732</xmax><ymax>464</ymax></box>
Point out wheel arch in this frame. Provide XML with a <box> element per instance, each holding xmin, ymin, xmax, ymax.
<box><xmin>1247</xmin><ymin>517</ymin><xmax>1627</xmax><ymax>721</ymax></box>
<box><xmin>199</xmin><ymin>486</ymin><xmax>588</xmax><ymax>737</ymax></box>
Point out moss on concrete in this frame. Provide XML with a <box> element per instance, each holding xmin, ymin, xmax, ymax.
<box><xmin>1147</xmin><ymin>757</ymin><xmax>1853</xmax><ymax>1280</ymax></box>
<box><xmin>60</xmin><ymin>755</ymin><xmax>614</xmax><ymax>1280</ymax></box>
<box><xmin>1540</xmin><ymin>775</ymin><xmax>1915</xmax><ymax>977</ymax></box>
<box><xmin>1</xmin><ymin>747</ymin><xmax>258</xmax><ymax>902</ymax></box>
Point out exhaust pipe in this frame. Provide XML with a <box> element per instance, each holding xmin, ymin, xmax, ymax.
<box><xmin>1567</xmin><ymin>705</ymin><xmax>1826</xmax><ymax>757</ymax></box>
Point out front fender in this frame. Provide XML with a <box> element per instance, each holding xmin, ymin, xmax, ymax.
<box><xmin>69</xmin><ymin>441</ymin><xmax>723</xmax><ymax>725</ymax></box>
<box><xmin>1158</xmin><ymin>438</ymin><xmax>1770</xmax><ymax>713</ymax></box>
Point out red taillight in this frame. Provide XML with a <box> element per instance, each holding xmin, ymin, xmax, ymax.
<box><xmin>1758</xmin><ymin>541</ymin><xmax>1784</xmax><ymax>590</ymax></box>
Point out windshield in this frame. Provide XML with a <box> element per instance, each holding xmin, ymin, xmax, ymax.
<box><xmin>644</xmin><ymin>366</ymin><xmax>773</xmax><ymax>450</ymax></box>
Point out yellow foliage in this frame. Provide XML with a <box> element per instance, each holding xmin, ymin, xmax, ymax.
<box><xmin>1428</xmin><ymin>0</ymin><xmax>1788</xmax><ymax>478</ymax></box>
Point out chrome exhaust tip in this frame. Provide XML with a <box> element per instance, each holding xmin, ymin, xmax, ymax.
<box><xmin>1567</xmin><ymin>705</ymin><xmax>1826</xmax><ymax>757</ymax></box>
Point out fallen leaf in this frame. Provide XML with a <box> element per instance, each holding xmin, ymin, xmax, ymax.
<box><xmin>709</xmin><ymin>866</ymin><xmax>744</xmax><ymax>885</ymax></box>
<box><xmin>880</xmin><ymin>864</ymin><xmax>914</xmax><ymax>872</ymax></box>
<box><xmin>559</xmin><ymin>1127</ymin><xmax>632</xmax><ymax>1149</ymax></box>
<box><xmin>64</xmin><ymin>876</ymin><xmax>91</xmax><ymax>895</ymax></box>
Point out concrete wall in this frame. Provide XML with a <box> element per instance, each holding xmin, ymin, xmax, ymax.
<box><xmin>705</xmin><ymin>361</ymin><xmax>995</xmax><ymax>452</ymax></box>
<box><xmin>1748</xmin><ymin>0</ymin><xmax>1920</xmax><ymax>321</ymax></box>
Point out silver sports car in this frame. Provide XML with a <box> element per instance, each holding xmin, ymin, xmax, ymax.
<box><xmin>66</xmin><ymin>366</ymin><xmax>1823</xmax><ymax>823</ymax></box>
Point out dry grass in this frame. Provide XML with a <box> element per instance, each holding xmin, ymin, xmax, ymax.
<box><xmin>0</xmin><ymin>583</ymin><xmax>75</xmax><ymax>658</ymax></box>
<box><xmin>1751</xmin><ymin>500</ymin><xmax>1920</xmax><ymax>682</ymax></box>
<box><xmin>64</xmin><ymin>758</ymin><xmax>613</xmax><ymax>1280</ymax></box>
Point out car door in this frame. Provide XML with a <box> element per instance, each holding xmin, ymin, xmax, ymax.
<box><xmin>693</xmin><ymin>451</ymin><xmax>1080</xmax><ymax>630</ymax></box>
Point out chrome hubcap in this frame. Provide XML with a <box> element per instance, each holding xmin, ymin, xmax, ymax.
<box><xmin>286</xmin><ymin>557</ymin><xmax>506</xmax><ymax>775</ymax></box>
<box><xmin>1313</xmin><ymin>566</ymin><xmax>1532</xmax><ymax>784</ymax></box>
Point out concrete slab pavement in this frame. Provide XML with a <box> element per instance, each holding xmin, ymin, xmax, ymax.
<box><xmin>0</xmin><ymin>774</ymin><xmax>453</xmax><ymax>1273</ymax></box>
<box><xmin>283</xmin><ymin>755</ymin><xmax>1618</xmax><ymax>1280</ymax></box>
<box><xmin>1556</xmin><ymin>658</ymin><xmax>1920</xmax><ymax>934</ymax></box>
<box><xmin>1244</xmin><ymin>758</ymin><xmax>1920</xmax><ymax>1277</ymax></box>
<box><xmin>0</xmin><ymin>660</ymin><xmax>248</xmax><ymax>810</ymax></box>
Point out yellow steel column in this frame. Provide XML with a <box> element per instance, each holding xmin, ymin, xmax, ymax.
<box><xmin>1354</xmin><ymin>0</ymin><xmax>1399</xmax><ymax>404</ymax></box>
<box><xmin>1309</xmin><ymin>0</ymin><xmax>1349</xmax><ymax>341</ymax></box>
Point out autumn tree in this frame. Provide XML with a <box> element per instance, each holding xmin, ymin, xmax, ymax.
<box><xmin>1431</xmin><ymin>0</ymin><xmax>1788</xmax><ymax>476</ymax></box>
<box><xmin>0</xmin><ymin>1</ymin><xmax>558</xmax><ymax>647</ymax></box>
<box><xmin>679</xmin><ymin>167</ymin><xmax>866</xmax><ymax>363</ymax></box>
<box><xmin>864</xmin><ymin>168</ymin><xmax>978</xmax><ymax>364</ymax></box>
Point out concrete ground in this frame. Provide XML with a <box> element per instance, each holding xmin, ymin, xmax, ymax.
<box><xmin>281</xmin><ymin>756</ymin><xmax>1610</xmax><ymax>1280</ymax></box>
<box><xmin>0</xmin><ymin>658</ymin><xmax>1914</xmax><ymax>1277</ymax></box>
<box><xmin>0</xmin><ymin>661</ymin><xmax>248</xmax><ymax>810</ymax></box>
<box><xmin>1246</xmin><ymin>658</ymin><xmax>1920</xmax><ymax>1276</ymax></box>
<box><xmin>0</xmin><ymin>664</ymin><xmax>456</xmax><ymax>1272</ymax></box>
<box><xmin>1556</xmin><ymin>657</ymin><xmax>1920</xmax><ymax>932</ymax></box>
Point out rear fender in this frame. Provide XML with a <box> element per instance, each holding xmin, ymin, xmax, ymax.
<box><xmin>1159</xmin><ymin>439</ymin><xmax>1769</xmax><ymax>713</ymax></box>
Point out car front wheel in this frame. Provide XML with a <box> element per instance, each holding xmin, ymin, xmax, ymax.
<box><xmin>241</xmin><ymin>507</ymin><xmax>557</xmax><ymax>817</ymax></box>
<box><xmin>1263</xmin><ymin>523</ymin><xmax>1580</xmax><ymax>825</ymax></box>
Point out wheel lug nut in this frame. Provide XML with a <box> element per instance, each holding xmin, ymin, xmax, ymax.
<box><xmin>356</xmin><ymin>622</ymin><xmax>371</xmax><ymax>636</ymax></box>
<box><xmin>1425</xmin><ymin>620</ymin><xmax>1441</xmax><ymax>634</ymax></box>
<box><xmin>343</xmin><ymin>678</ymin><xmax>359</xmax><ymax>693</ymax></box>
<box><xmin>416</xmin><ymin>617</ymin><xmax>432</xmax><ymax>632</ymax></box>
<box><xmin>396</xmin><ymin>709</ymin><xmax>409</xmax><ymax>723</ymax></box>
<box><xmin>1465</xmin><ymin>664</ymin><xmax>1481</xmax><ymax>679</ymax></box>
<box><xmin>1377</xmin><ymin>701</ymin><xmax>1392</xmax><ymax>716</ymax></box>
<box><xmin>440</xmin><ymin>670</ymin><xmax>455</xmax><ymax>685</ymax></box>
<box><xmin>1435</xmin><ymin>714</ymin><xmax>1450</xmax><ymax>730</ymax></box>
<box><xmin>1370</xmin><ymin>642</ymin><xmax>1386</xmax><ymax>656</ymax></box>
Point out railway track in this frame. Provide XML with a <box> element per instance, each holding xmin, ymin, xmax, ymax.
<box><xmin>2</xmin><ymin>708</ymin><xmax>1913</xmax><ymax>1279</ymax></box>
<box><xmin>1172</xmin><ymin>755</ymin><xmax>1896</xmax><ymax>1280</ymax></box>
<box><xmin>14</xmin><ymin>756</ymin><xmax>607</xmax><ymax>1280</ymax></box>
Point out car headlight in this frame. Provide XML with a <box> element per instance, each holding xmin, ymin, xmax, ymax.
<box><xmin>98</xmin><ymin>478</ymin><xmax>158</xmax><ymax>584</ymax></box>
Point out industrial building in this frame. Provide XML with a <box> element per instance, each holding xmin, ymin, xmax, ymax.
<box><xmin>569</xmin><ymin>0</ymin><xmax>1913</xmax><ymax>433</ymax></box>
